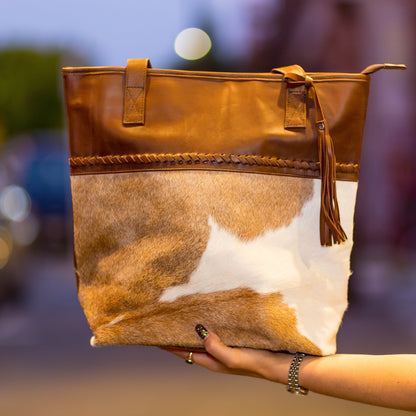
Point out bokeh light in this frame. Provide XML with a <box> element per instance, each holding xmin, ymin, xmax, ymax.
<box><xmin>174</xmin><ymin>28</ymin><xmax>212</xmax><ymax>60</ymax></box>
<box><xmin>0</xmin><ymin>185</ymin><xmax>31</xmax><ymax>222</ymax></box>
<box><xmin>9</xmin><ymin>214</ymin><xmax>40</xmax><ymax>246</ymax></box>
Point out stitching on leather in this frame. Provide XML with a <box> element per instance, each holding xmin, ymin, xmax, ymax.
<box><xmin>285</xmin><ymin>89</ymin><xmax>306</xmax><ymax>128</ymax></box>
<box><xmin>69</xmin><ymin>153</ymin><xmax>359</xmax><ymax>173</ymax></box>
<box><xmin>125</xmin><ymin>88</ymin><xmax>134</xmax><ymax>119</ymax></box>
<box><xmin>125</xmin><ymin>88</ymin><xmax>142</xmax><ymax>120</ymax></box>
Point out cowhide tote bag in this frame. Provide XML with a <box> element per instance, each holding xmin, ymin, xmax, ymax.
<box><xmin>62</xmin><ymin>60</ymin><xmax>405</xmax><ymax>356</ymax></box>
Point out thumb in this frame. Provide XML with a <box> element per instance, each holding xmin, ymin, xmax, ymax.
<box><xmin>195</xmin><ymin>324</ymin><xmax>241</xmax><ymax>369</ymax></box>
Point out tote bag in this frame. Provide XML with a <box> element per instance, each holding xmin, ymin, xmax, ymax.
<box><xmin>63</xmin><ymin>60</ymin><xmax>405</xmax><ymax>355</ymax></box>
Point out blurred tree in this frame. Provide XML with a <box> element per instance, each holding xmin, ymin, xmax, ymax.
<box><xmin>247</xmin><ymin>0</ymin><xmax>363</xmax><ymax>72</ymax></box>
<box><xmin>0</xmin><ymin>48</ymin><xmax>64</xmax><ymax>143</ymax></box>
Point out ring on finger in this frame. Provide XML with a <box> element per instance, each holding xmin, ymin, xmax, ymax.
<box><xmin>185</xmin><ymin>351</ymin><xmax>194</xmax><ymax>364</ymax></box>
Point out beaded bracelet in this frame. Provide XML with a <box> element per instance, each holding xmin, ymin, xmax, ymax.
<box><xmin>287</xmin><ymin>352</ymin><xmax>309</xmax><ymax>395</ymax></box>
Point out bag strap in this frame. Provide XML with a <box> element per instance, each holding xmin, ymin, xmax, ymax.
<box><xmin>272</xmin><ymin>65</ymin><xmax>347</xmax><ymax>246</ymax></box>
<box><xmin>123</xmin><ymin>59</ymin><xmax>152</xmax><ymax>125</ymax></box>
<box><xmin>361</xmin><ymin>63</ymin><xmax>407</xmax><ymax>75</ymax></box>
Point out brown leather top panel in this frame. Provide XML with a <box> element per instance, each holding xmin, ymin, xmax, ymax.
<box><xmin>63</xmin><ymin>66</ymin><xmax>370</xmax><ymax>181</ymax></box>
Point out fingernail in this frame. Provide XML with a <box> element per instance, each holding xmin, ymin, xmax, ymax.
<box><xmin>195</xmin><ymin>324</ymin><xmax>209</xmax><ymax>340</ymax></box>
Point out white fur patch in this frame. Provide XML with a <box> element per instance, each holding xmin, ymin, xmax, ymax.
<box><xmin>159</xmin><ymin>179</ymin><xmax>358</xmax><ymax>355</ymax></box>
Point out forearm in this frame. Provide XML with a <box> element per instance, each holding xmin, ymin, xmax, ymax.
<box><xmin>166</xmin><ymin>327</ymin><xmax>416</xmax><ymax>411</ymax></box>
<box><xmin>270</xmin><ymin>353</ymin><xmax>416</xmax><ymax>411</ymax></box>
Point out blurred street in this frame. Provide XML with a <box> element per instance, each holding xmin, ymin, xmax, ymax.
<box><xmin>0</xmin><ymin>247</ymin><xmax>415</xmax><ymax>416</ymax></box>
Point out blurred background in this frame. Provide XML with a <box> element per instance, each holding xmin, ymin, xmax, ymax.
<box><xmin>0</xmin><ymin>0</ymin><xmax>415</xmax><ymax>415</ymax></box>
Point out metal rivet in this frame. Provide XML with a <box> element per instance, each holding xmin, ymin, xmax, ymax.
<box><xmin>317</xmin><ymin>122</ymin><xmax>325</xmax><ymax>130</ymax></box>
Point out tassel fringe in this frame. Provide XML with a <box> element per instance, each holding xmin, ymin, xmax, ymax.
<box><xmin>283</xmin><ymin>72</ymin><xmax>348</xmax><ymax>246</ymax></box>
<box><xmin>318</xmin><ymin>123</ymin><xmax>348</xmax><ymax>246</ymax></box>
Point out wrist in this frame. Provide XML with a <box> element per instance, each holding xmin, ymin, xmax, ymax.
<box><xmin>263</xmin><ymin>352</ymin><xmax>296</xmax><ymax>384</ymax></box>
<box><xmin>287</xmin><ymin>353</ymin><xmax>309</xmax><ymax>395</ymax></box>
<box><xmin>266</xmin><ymin>352</ymin><xmax>316</xmax><ymax>388</ymax></box>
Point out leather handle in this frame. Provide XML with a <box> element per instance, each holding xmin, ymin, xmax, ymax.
<box><xmin>271</xmin><ymin>65</ymin><xmax>308</xmax><ymax>129</ymax></box>
<box><xmin>123</xmin><ymin>59</ymin><xmax>152</xmax><ymax>125</ymax></box>
<box><xmin>361</xmin><ymin>63</ymin><xmax>407</xmax><ymax>75</ymax></box>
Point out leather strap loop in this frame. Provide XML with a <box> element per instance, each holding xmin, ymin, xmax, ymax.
<box><xmin>123</xmin><ymin>59</ymin><xmax>152</xmax><ymax>125</ymax></box>
<box><xmin>361</xmin><ymin>63</ymin><xmax>407</xmax><ymax>75</ymax></box>
<box><xmin>272</xmin><ymin>66</ymin><xmax>308</xmax><ymax>129</ymax></box>
<box><xmin>284</xmin><ymin>86</ymin><xmax>307</xmax><ymax>128</ymax></box>
<box><xmin>272</xmin><ymin>64</ymin><xmax>306</xmax><ymax>78</ymax></box>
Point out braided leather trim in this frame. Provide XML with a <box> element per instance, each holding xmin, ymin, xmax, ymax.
<box><xmin>69</xmin><ymin>152</ymin><xmax>359</xmax><ymax>173</ymax></box>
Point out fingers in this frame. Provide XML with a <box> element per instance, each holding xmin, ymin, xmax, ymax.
<box><xmin>159</xmin><ymin>324</ymin><xmax>280</xmax><ymax>380</ymax></box>
<box><xmin>159</xmin><ymin>346</ymin><xmax>232</xmax><ymax>373</ymax></box>
<box><xmin>195</xmin><ymin>324</ymin><xmax>261</xmax><ymax>376</ymax></box>
<box><xmin>196</xmin><ymin>326</ymin><xmax>240</xmax><ymax>369</ymax></box>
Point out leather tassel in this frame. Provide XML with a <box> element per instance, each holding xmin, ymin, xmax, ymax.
<box><xmin>281</xmin><ymin>72</ymin><xmax>348</xmax><ymax>246</ymax></box>
<box><xmin>317</xmin><ymin>122</ymin><xmax>347</xmax><ymax>246</ymax></box>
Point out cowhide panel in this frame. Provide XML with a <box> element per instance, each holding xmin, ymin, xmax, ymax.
<box><xmin>71</xmin><ymin>170</ymin><xmax>357</xmax><ymax>355</ymax></box>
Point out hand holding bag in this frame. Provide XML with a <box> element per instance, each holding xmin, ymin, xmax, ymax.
<box><xmin>63</xmin><ymin>60</ymin><xmax>405</xmax><ymax>355</ymax></box>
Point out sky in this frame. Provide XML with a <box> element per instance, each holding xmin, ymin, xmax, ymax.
<box><xmin>0</xmin><ymin>0</ymin><xmax>272</xmax><ymax>68</ymax></box>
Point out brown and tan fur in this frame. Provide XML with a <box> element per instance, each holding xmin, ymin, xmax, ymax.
<box><xmin>71</xmin><ymin>170</ymin><xmax>320</xmax><ymax>354</ymax></box>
